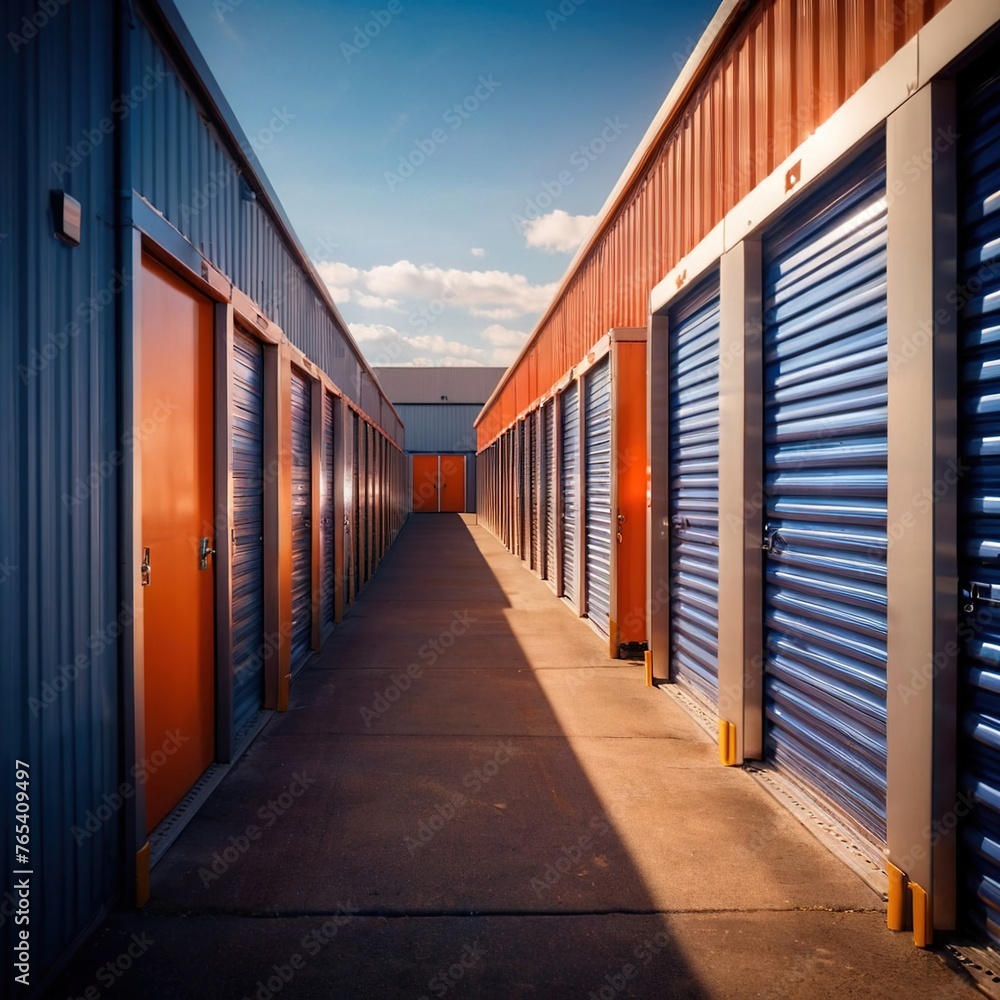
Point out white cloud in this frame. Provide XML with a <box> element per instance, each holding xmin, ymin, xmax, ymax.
<box><xmin>364</xmin><ymin>260</ymin><xmax>556</xmax><ymax>317</ymax></box>
<box><xmin>481</xmin><ymin>324</ymin><xmax>527</xmax><ymax>348</ymax></box>
<box><xmin>314</xmin><ymin>260</ymin><xmax>361</xmax><ymax>302</ymax></box>
<box><xmin>356</xmin><ymin>293</ymin><xmax>401</xmax><ymax>310</ymax></box>
<box><xmin>347</xmin><ymin>320</ymin><xmax>525</xmax><ymax>368</ymax></box>
<box><xmin>523</xmin><ymin>209</ymin><xmax>597</xmax><ymax>253</ymax></box>
<box><xmin>314</xmin><ymin>256</ymin><xmax>556</xmax><ymax>319</ymax></box>
<box><xmin>480</xmin><ymin>324</ymin><xmax>528</xmax><ymax>365</ymax></box>
<box><xmin>470</xmin><ymin>247</ymin><xmax>486</xmax><ymax>257</ymax></box>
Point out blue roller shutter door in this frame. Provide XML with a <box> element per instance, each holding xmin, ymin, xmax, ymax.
<box><xmin>585</xmin><ymin>356</ymin><xmax>613</xmax><ymax>637</ymax></box>
<box><xmin>322</xmin><ymin>392</ymin><xmax>335</xmax><ymax>628</ymax></box>
<box><xmin>668</xmin><ymin>279</ymin><xmax>721</xmax><ymax>705</ymax></box>
<box><xmin>232</xmin><ymin>330</ymin><xmax>265</xmax><ymax>733</ymax></box>
<box><xmin>958</xmin><ymin>61</ymin><xmax>1000</xmax><ymax>949</ymax></box>
<box><xmin>531</xmin><ymin>413</ymin><xmax>541</xmax><ymax>572</ymax></box>
<box><xmin>290</xmin><ymin>367</ymin><xmax>312</xmax><ymax>671</ymax></box>
<box><xmin>561</xmin><ymin>384</ymin><xmax>580</xmax><ymax>604</ymax></box>
<box><xmin>545</xmin><ymin>401</ymin><xmax>557</xmax><ymax>587</ymax></box>
<box><xmin>762</xmin><ymin>147</ymin><xmax>889</xmax><ymax>847</ymax></box>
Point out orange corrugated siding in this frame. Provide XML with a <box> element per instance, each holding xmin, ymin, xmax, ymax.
<box><xmin>476</xmin><ymin>0</ymin><xmax>953</xmax><ymax>453</ymax></box>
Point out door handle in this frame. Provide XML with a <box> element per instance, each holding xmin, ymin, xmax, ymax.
<box><xmin>141</xmin><ymin>547</ymin><xmax>151</xmax><ymax>587</ymax></box>
<box><xmin>199</xmin><ymin>537</ymin><xmax>215</xmax><ymax>571</ymax></box>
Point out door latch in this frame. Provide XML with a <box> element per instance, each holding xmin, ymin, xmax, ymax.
<box><xmin>963</xmin><ymin>581</ymin><xmax>1000</xmax><ymax>614</ymax></box>
<box><xmin>141</xmin><ymin>547</ymin><xmax>151</xmax><ymax>587</ymax></box>
<box><xmin>199</xmin><ymin>537</ymin><xmax>215</xmax><ymax>571</ymax></box>
<box><xmin>617</xmin><ymin>512</ymin><xmax>625</xmax><ymax>544</ymax></box>
<box><xmin>762</xmin><ymin>525</ymin><xmax>784</xmax><ymax>553</ymax></box>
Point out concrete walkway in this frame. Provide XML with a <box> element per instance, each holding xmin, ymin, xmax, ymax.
<box><xmin>50</xmin><ymin>515</ymin><xmax>975</xmax><ymax>999</ymax></box>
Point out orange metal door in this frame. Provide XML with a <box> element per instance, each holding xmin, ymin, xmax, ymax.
<box><xmin>412</xmin><ymin>455</ymin><xmax>439</xmax><ymax>512</ymax></box>
<box><xmin>439</xmin><ymin>455</ymin><xmax>466</xmax><ymax>513</ymax></box>
<box><xmin>140</xmin><ymin>255</ymin><xmax>216</xmax><ymax>833</ymax></box>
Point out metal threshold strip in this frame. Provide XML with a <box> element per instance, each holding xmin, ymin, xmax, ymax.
<box><xmin>149</xmin><ymin>709</ymin><xmax>274</xmax><ymax>868</ymax></box>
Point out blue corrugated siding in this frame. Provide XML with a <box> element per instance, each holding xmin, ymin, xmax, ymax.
<box><xmin>394</xmin><ymin>404</ymin><xmax>481</xmax><ymax>453</ymax></box>
<box><xmin>585</xmin><ymin>357</ymin><xmax>613</xmax><ymax>636</ymax></box>
<box><xmin>958</xmin><ymin>57</ymin><xmax>1000</xmax><ymax>950</ymax></box>
<box><xmin>762</xmin><ymin>147</ymin><xmax>889</xmax><ymax>846</ymax></box>
<box><xmin>1</xmin><ymin>0</ymin><xmax>121</xmax><ymax>979</ymax></box>
<box><xmin>668</xmin><ymin>278</ymin><xmax>721</xmax><ymax>706</ymax></box>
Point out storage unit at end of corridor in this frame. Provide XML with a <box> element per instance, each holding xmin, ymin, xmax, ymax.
<box><xmin>474</xmin><ymin>0</ymin><xmax>1000</xmax><ymax>960</ymax></box>
<box><xmin>375</xmin><ymin>366</ymin><xmax>506</xmax><ymax>515</ymax></box>
<box><xmin>1</xmin><ymin>0</ymin><xmax>407</xmax><ymax>990</ymax></box>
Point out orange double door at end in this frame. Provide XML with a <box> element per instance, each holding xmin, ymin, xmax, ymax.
<box><xmin>140</xmin><ymin>254</ymin><xmax>216</xmax><ymax>833</ymax></box>
<box><xmin>412</xmin><ymin>454</ymin><xmax>465</xmax><ymax>512</ymax></box>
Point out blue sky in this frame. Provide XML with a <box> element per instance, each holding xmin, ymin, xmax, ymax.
<box><xmin>174</xmin><ymin>0</ymin><xmax>722</xmax><ymax>367</ymax></box>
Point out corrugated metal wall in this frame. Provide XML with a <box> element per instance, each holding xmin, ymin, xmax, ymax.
<box><xmin>477</xmin><ymin>0</ymin><xmax>953</xmax><ymax>448</ymax></box>
<box><xmin>394</xmin><ymin>404</ymin><xmax>481</xmax><ymax>453</ymax></box>
<box><xmin>1</xmin><ymin>0</ymin><xmax>121</xmax><ymax>978</ymax></box>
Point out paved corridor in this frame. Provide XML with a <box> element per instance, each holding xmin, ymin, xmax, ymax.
<box><xmin>50</xmin><ymin>516</ymin><xmax>975</xmax><ymax>999</ymax></box>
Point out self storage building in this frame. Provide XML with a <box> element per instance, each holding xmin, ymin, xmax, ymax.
<box><xmin>375</xmin><ymin>366</ymin><xmax>506</xmax><ymax>514</ymax></box>
<box><xmin>475</xmin><ymin>0</ymin><xmax>1000</xmax><ymax>955</ymax></box>
<box><xmin>1</xmin><ymin>0</ymin><xmax>406</xmax><ymax>989</ymax></box>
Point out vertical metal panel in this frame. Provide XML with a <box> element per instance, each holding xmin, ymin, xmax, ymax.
<box><xmin>2</xmin><ymin>0</ymin><xmax>120</xmax><ymax>976</ymax></box>
<box><xmin>562</xmin><ymin>383</ymin><xmax>581</xmax><ymax>603</ymax></box>
<box><xmin>762</xmin><ymin>147</ymin><xmax>888</xmax><ymax>848</ymax></box>
<box><xmin>290</xmin><ymin>367</ymin><xmax>312</xmax><ymax>670</ymax></box>
<box><xmin>668</xmin><ymin>279</ymin><xmax>721</xmax><ymax>705</ymax></box>
<box><xmin>322</xmin><ymin>391</ymin><xmax>336</xmax><ymax>627</ymax></box>
<box><xmin>957</xmin><ymin>60</ymin><xmax>1000</xmax><ymax>949</ymax></box>
<box><xmin>232</xmin><ymin>330</ymin><xmax>265</xmax><ymax>733</ymax></box>
<box><xmin>585</xmin><ymin>357</ymin><xmax>613</xmax><ymax>636</ymax></box>
<box><xmin>544</xmin><ymin>401</ymin><xmax>558</xmax><ymax>585</ymax></box>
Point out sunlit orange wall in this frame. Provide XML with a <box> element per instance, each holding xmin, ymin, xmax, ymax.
<box><xmin>478</xmin><ymin>0</ymin><xmax>950</xmax><ymax>450</ymax></box>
